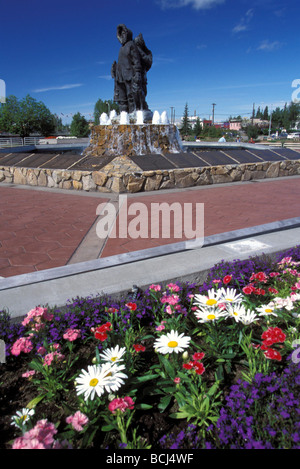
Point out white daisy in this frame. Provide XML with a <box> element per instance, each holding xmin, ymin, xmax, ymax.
<box><xmin>11</xmin><ymin>408</ymin><xmax>35</xmax><ymax>429</ymax></box>
<box><xmin>218</xmin><ymin>287</ymin><xmax>243</xmax><ymax>304</ymax></box>
<box><xmin>256</xmin><ymin>304</ymin><xmax>278</xmax><ymax>317</ymax></box>
<box><xmin>99</xmin><ymin>345</ymin><xmax>126</xmax><ymax>364</ymax></box>
<box><xmin>226</xmin><ymin>304</ymin><xmax>259</xmax><ymax>324</ymax></box>
<box><xmin>194</xmin><ymin>307</ymin><xmax>226</xmax><ymax>323</ymax></box>
<box><xmin>154</xmin><ymin>330</ymin><xmax>191</xmax><ymax>355</ymax></box>
<box><xmin>239</xmin><ymin>309</ymin><xmax>260</xmax><ymax>325</ymax></box>
<box><xmin>226</xmin><ymin>303</ymin><xmax>248</xmax><ymax>322</ymax></box>
<box><xmin>76</xmin><ymin>364</ymin><xmax>114</xmax><ymax>401</ymax></box>
<box><xmin>100</xmin><ymin>362</ymin><xmax>128</xmax><ymax>392</ymax></box>
<box><xmin>193</xmin><ymin>289</ymin><xmax>222</xmax><ymax>308</ymax></box>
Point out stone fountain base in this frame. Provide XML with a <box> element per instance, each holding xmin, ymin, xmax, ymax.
<box><xmin>83</xmin><ymin>124</ymin><xmax>182</xmax><ymax>158</ymax></box>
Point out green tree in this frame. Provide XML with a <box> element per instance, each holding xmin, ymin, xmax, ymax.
<box><xmin>263</xmin><ymin>106</ymin><xmax>269</xmax><ymax>120</ymax></box>
<box><xmin>94</xmin><ymin>99</ymin><xmax>119</xmax><ymax>124</ymax></box>
<box><xmin>70</xmin><ymin>112</ymin><xmax>90</xmax><ymax>137</ymax></box>
<box><xmin>194</xmin><ymin>117</ymin><xmax>202</xmax><ymax>137</ymax></box>
<box><xmin>0</xmin><ymin>94</ymin><xmax>55</xmax><ymax>137</ymax></box>
<box><xmin>180</xmin><ymin>103</ymin><xmax>192</xmax><ymax>136</ymax></box>
<box><xmin>246</xmin><ymin>124</ymin><xmax>260</xmax><ymax>139</ymax></box>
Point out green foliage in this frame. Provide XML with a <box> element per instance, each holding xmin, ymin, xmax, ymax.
<box><xmin>0</xmin><ymin>94</ymin><xmax>56</xmax><ymax>137</ymax></box>
<box><xmin>70</xmin><ymin>112</ymin><xmax>90</xmax><ymax>137</ymax></box>
<box><xmin>180</xmin><ymin>103</ymin><xmax>192</xmax><ymax>136</ymax></box>
<box><xmin>246</xmin><ymin>124</ymin><xmax>260</xmax><ymax>139</ymax></box>
<box><xmin>94</xmin><ymin>99</ymin><xmax>119</xmax><ymax>124</ymax></box>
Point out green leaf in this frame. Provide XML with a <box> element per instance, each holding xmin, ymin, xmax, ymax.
<box><xmin>135</xmin><ymin>403</ymin><xmax>153</xmax><ymax>410</ymax></box>
<box><xmin>158</xmin><ymin>395</ymin><xmax>172</xmax><ymax>412</ymax></box>
<box><xmin>101</xmin><ymin>424</ymin><xmax>115</xmax><ymax>432</ymax></box>
<box><xmin>159</xmin><ymin>355</ymin><xmax>175</xmax><ymax>380</ymax></box>
<box><xmin>26</xmin><ymin>394</ymin><xmax>47</xmax><ymax>409</ymax></box>
<box><xmin>135</xmin><ymin>373</ymin><xmax>159</xmax><ymax>382</ymax></box>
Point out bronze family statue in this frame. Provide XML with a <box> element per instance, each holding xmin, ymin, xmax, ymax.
<box><xmin>111</xmin><ymin>24</ymin><xmax>153</xmax><ymax>118</ymax></box>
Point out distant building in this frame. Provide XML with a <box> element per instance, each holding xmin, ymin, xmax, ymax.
<box><xmin>229</xmin><ymin>120</ymin><xmax>242</xmax><ymax>131</ymax></box>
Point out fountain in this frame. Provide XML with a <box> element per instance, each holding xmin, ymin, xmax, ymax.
<box><xmin>83</xmin><ymin>24</ymin><xmax>183</xmax><ymax>159</ymax></box>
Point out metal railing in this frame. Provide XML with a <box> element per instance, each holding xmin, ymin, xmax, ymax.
<box><xmin>0</xmin><ymin>136</ymin><xmax>44</xmax><ymax>148</ymax></box>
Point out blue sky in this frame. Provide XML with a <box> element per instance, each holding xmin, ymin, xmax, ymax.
<box><xmin>1</xmin><ymin>0</ymin><xmax>299</xmax><ymax>124</ymax></box>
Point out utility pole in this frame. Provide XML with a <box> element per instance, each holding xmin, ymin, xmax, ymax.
<box><xmin>252</xmin><ymin>103</ymin><xmax>255</xmax><ymax>125</ymax></box>
<box><xmin>212</xmin><ymin>103</ymin><xmax>216</xmax><ymax>125</ymax></box>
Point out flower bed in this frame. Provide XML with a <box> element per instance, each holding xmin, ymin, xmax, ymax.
<box><xmin>0</xmin><ymin>247</ymin><xmax>299</xmax><ymax>450</ymax></box>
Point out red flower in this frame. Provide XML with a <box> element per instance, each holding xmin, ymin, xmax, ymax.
<box><xmin>254</xmin><ymin>288</ymin><xmax>265</xmax><ymax>295</ymax></box>
<box><xmin>182</xmin><ymin>361</ymin><xmax>194</xmax><ymax>370</ymax></box>
<box><xmin>242</xmin><ymin>285</ymin><xmax>255</xmax><ymax>295</ymax></box>
<box><xmin>133</xmin><ymin>344</ymin><xmax>145</xmax><ymax>352</ymax></box>
<box><xmin>192</xmin><ymin>352</ymin><xmax>205</xmax><ymax>361</ymax></box>
<box><xmin>182</xmin><ymin>360</ymin><xmax>205</xmax><ymax>375</ymax></box>
<box><xmin>268</xmin><ymin>287</ymin><xmax>279</xmax><ymax>294</ymax></box>
<box><xmin>263</xmin><ymin>348</ymin><xmax>282</xmax><ymax>361</ymax></box>
<box><xmin>126</xmin><ymin>302</ymin><xmax>137</xmax><ymax>311</ymax></box>
<box><xmin>95</xmin><ymin>331</ymin><xmax>108</xmax><ymax>341</ymax></box>
<box><xmin>223</xmin><ymin>275</ymin><xmax>232</xmax><ymax>284</ymax></box>
<box><xmin>94</xmin><ymin>322</ymin><xmax>112</xmax><ymax>341</ymax></box>
<box><xmin>193</xmin><ymin>361</ymin><xmax>205</xmax><ymax>375</ymax></box>
<box><xmin>250</xmin><ymin>272</ymin><xmax>268</xmax><ymax>283</ymax></box>
<box><xmin>261</xmin><ymin>327</ymin><xmax>286</xmax><ymax>345</ymax></box>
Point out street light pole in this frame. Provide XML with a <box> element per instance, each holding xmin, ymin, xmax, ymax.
<box><xmin>212</xmin><ymin>103</ymin><xmax>216</xmax><ymax>125</ymax></box>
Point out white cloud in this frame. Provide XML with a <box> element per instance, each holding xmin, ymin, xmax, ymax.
<box><xmin>33</xmin><ymin>83</ymin><xmax>83</xmax><ymax>92</ymax></box>
<box><xmin>232</xmin><ymin>8</ymin><xmax>254</xmax><ymax>34</ymax></box>
<box><xmin>158</xmin><ymin>0</ymin><xmax>225</xmax><ymax>10</ymax></box>
<box><xmin>98</xmin><ymin>75</ymin><xmax>112</xmax><ymax>80</ymax></box>
<box><xmin>257</xmin><ymin>40</ymin><xmax>284</xmax><ymax>51</ymax></box>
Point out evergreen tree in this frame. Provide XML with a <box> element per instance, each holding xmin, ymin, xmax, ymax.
<box><xmin>194</xmin><ymin>117</ymin><xmax>202</xmax><ymax>136</ymax></box>
<box><xmin>263</xmin><ymin>106</ymin><xmax>269</xmax><ymax>120</ymax></box>
<box><xmin>94</xmin><ymin>99</ymin><xmax>119</xmax><ymax>124</ymax></box>
<box><xmin>70</xmin><ymin>112</ymin><xmax>90</xmax><ymax>137</ymax></box>
<box><xmin>180</xmin><ymin>103</ymin><xmax>192</xmax><ymax>136</ymax></box>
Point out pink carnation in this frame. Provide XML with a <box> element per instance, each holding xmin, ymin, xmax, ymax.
<box><xmin>22</xmin><ymin>370</ymin><xmax>36</xmax><ymax>378</ymax></box>
<box><xmin>108</xmin><ymin>396</ymin><xmax>134</xmax><ymax>414</ymax></box>
<box><xmin>161</xmin><ymin>294</ymin><xmax>179</xmax><ymax>305</ymax></box>
<box><xmin>22</xmin><ymin>307</ymin><xmax>53</xmax><ymax>327</ymax></box>
<box><xmin>43</xmin><ymin>351</ymin><xmax>65</xmax><ymax>367</ymax></box>
<box><xmin>149</xmin><ymin>284</ymin><xmax>161</xmax><ymax>291</ymax></box>
<box><xmin>12</xmin><ymin>419</ymin><xmax>57</xmax><ymax>449</ymax></box>
<box><xmin>11</xmin><ymin>337</ymin><xmax>33</xmax><ymax>356</ymax></box>
<box><xmin>66</xmin><ymin>411</ymin><xmax>89</xmax><ymax>431</ymax></box>
<box><xmin>167</xmin><ymin>283</ymin><xmax>180</xmax><ymax>292</ymax></box>
<box><xmin>37</xmin><ymin>346</ymin><xmax>46</xmax><ymax>355</ymax></box>
<box><xmin>63</xmin><ymin>328</ymin><xmax>81</xmax><ymax>342</ymax></box>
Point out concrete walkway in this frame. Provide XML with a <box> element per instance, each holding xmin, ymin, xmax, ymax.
<box><xmin>0</xmin><ymin>176</ymin><xmax>299</xmax><ymax>318</ymax></box>
<box><xmin>0</xmin><ymin>176</ymin><xmax>300</xmax><ymax>277</ymax></box>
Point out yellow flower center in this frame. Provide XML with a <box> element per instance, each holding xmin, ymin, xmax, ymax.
<box><xmin>207</xmin><ymin>314</ymin><xmax>216</xmax><ymax>320</ymax></box>
<box><xmin>89</xmin><ymin>378</ymin><xmax>99</xmax><ymax>387</ymax></box>
<box><xmin>206</xmin><ymin>299</ymin><xmax>217</xmax><ymax>306</ymax></box>
<box><xmin>226</xmin><ymin>298</ymin><xmax>233</xmax><ymax>302</ymax></box>
<box><xmin>265</xmin><ymin>308</ymin><xmax>273</xmax><ymax>313</ymax></box>
<box><xmin>111</xmin><ymin>357</ymin><xmax>117</xmax><ymax>362</ymax></box>
<box><xmin>20</xmin><ymin>415</ymin><xmax>28</xmax><ymax>422</ymax></box>
<box><xmin>168</xmin><ymin>340</ymin><xmax>178</xmax><ymax>348</ymax></box>
<box><xmin>233</xmin><ymin>312</ymin><xmax>238</xmax><ymax>316</ymax></box>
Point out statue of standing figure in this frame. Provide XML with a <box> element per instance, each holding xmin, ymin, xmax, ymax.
<box><xmin>111</xmin><ymin>24</ymin><xmax>153</xmax><ymax>119</ymax></box>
